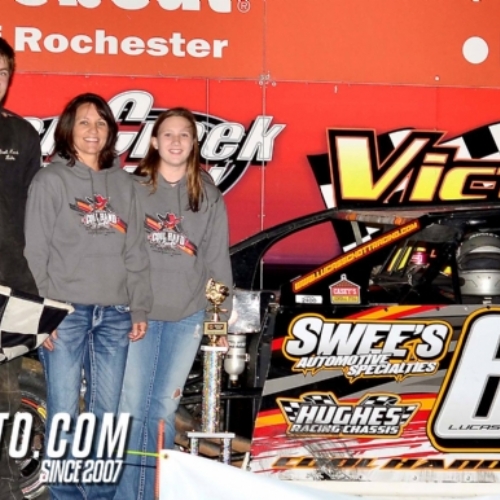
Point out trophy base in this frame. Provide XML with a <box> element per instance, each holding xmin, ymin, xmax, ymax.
<box><xmin>187</xmin><ymin>431</ymin><xmax>236</xmax><ymax>465</ymax></box>
<box><xmin>201</xmin><ymin>345</ymin><xmax>228</xmax><ymax>353</ymax></box>
<box><xmin>186</xmin><ymin>431</ymin><xmax>236</xmax><ymax>439</ymax></box>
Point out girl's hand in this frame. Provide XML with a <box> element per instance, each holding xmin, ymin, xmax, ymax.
<box><xmin>129</xmin><ymin>322</ymin><xmax>147</xmax><ymax>342</ymax></box>
<box><xmin>217</xmin><ymin>335</ymin><xmax>229</xmax><ymax>348</ymax></box>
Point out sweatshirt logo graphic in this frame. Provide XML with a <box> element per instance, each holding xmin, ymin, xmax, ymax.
<box><xmin>144</xmin><ymin>212</ymin><xmax>197</xmax><ymax>256</ymax></box>
<box><xmin>70</xmin><ymin>194</ymin><xmax>128</xmax><ymax>234</ymax></box>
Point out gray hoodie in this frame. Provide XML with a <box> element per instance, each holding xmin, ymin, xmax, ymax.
<box><xmin>24</xmin><ymin>155</ymin><xmax>152</xmax><ymax>324</ymax></box>
<box><xmin>134</xmin><ymin>172</ymin><xmax>232</xmax><ymax>322</ymax></box>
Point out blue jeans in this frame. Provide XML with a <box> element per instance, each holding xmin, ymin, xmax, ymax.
<box><xmin>39</xmin><ymin>304</ymin><xmax>131</xmax><ymax>500</ymax></box>
<box><xmin>115</xmin><ymin>310</ymin><xmax>204</xmax><ymax>500</ymax></box>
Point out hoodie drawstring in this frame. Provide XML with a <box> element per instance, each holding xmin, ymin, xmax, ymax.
<box><xmin>177</xmin><ymin>182</ymin><xmax>182</xmax><ymax>223</ymax></box>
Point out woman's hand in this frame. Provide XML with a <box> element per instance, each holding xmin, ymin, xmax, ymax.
<box><xmin>43</xmin><ymin>330</ymin><xmax>58</xmax><ymax>351</ymax></box>
<box><xmin>129</xmin><ymin>322</ymin><xmax>147</xmax><ymax>342</ymax></box>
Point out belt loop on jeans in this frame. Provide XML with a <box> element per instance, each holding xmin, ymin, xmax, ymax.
<box><xmin>92</xmin><ymin>305</ymin><xmax>103</xmax><ymax>327</ymax></box>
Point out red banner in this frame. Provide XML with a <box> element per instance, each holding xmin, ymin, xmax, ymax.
<box><xmin>7</xmin><ymin>75</ymin><xmax>500</xmax><ymax>262</ymax></box>
<box><xmin>4</xmin><ymin>0</ymin><xmax>500</xmax><ymax>86</ymax></box>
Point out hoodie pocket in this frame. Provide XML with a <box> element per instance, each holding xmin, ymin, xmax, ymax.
<box><xmin>151</xmin><ymin>268</ymin><xmax>204</xmax><ymax>312</ymax></box>
<box><xmin>58</xmin><ymin>254</ymin><xmax>127</xmax><ymax>301</ymax></box>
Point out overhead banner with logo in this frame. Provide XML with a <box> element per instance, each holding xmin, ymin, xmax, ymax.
<box><xmin>5</xmin><ymin>0</ymin><xmax>262</xmax><ymax>78</ymax></box>
<box><xmin>3</xmin><ymin>1</ymin><xmax>500</xmax><ymax>262</ymax></box>
<box><xmin>4</xmin><ymin>0</ymin><xmax>500</xmax><ymax>87</ymax></box>
<box><xmin>6</xmin><ymin>75</ymin><xmax>500</xmax><ymax>261</ymax></box>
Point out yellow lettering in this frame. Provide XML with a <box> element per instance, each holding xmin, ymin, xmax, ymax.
<box><xmin>439</xmin><ymin>167</ymin><xmax>496</xmax><ymax>201</ymax></box>
<box><xmin>410</xmin><ymin>166</ymin><xmax>444</xmax><ymax>202</ymax></box>
<box><xmin>335</xmin><ymin>136</ymin><xmax>429</xmax><ymax>201</ymax></box>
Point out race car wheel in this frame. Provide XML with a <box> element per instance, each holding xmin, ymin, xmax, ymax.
<box><xmin>19</xmin><ymin>357</ymin><xmax>48</xmax><ymax>500</ymax></box>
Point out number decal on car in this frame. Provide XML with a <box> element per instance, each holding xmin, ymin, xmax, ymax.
<box><xmin>428</xmin><ymin>309</ymin><xmax>500</xmax><ymax>451</ymax></box>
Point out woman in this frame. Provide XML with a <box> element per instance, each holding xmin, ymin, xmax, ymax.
<box><xmin>24</xmin><ymin>93</ymin><xmax>152</xmax><ymax>500</ymax></box>
<box><xmin>116</xmin><ymin>108</ymin><xmax>232</xmax><ymax>500</ymax></box>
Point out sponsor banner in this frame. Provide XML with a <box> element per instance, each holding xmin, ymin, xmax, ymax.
<box><xmin>158</xmin><ymin>449</ymin><xmax>356</xmax><ymax>500</ymax></box>
<box><xmin>251</xmin><ymin>307</ymin><xmax>500</xmax><ymax>483</ymax></box>
<box><xmin>4</xmin><ymin>0</ymin><xmax>263</xmax><ymax>78</ymax></box>
<box><xmin>8</xmin><ymin>77</ymin><xmax>500</xmax><ymax>261</ymax></box>
<box><xmin>29</xmin><ymin>88</ymin><xmax>285</xmax><ymax>195</ymax></box>
<box><xmin>325</xmin><ymin>129</ymin><xmax>500</xmax><ymax>209</ymax></box>
<box><xmin>4</xmin><ymin>1</ymin><xmax>500</xmax><ymax>86</ymax></box>
<box><xmin>7</xmin><ymin>75</ymin><xmax>278</xmax><ymax>246</ymax></box>
<box><xmin>158</xmin><ymin>451</ymin><xmax>500</xmax><ymax>498</ymax></box>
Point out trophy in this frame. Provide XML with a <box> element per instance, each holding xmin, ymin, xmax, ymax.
<box><xmin>203</xmin><ymin>278</ymin><xmax>229</xmax><ymax>342</ymax></box>
<box><xmin>187</xmin><ymin>279</ymin><xmax>235</xmax><ymax>464</ymax></box>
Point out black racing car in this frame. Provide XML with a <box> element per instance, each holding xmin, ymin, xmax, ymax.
<box><xmin>18</xmin><ymin>202</ymin><xmax>500</xmax><ymax>496</ymax></box>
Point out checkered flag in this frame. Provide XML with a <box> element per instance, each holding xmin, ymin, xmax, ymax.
<box><xmin>400</xmin><ymin>405</ymin><xmax>418</xmax><ymax>423</ymax></box>
<box><xmin>279</xmin><ymin>394</ymin><xmax>337</xmax><ymax>423</ymax></box>
<box><xmin>279</xmin><ymin>400</ymin><xmax>302</xmax><ymax>423</ymax></box>
<box><xmin>302</xmin><ymin>394</ymin><xmax>336</xmax><ymax>405</ymax></box>
<box><xmin>360</xmin><ymin>395</ymin><xmax>399</xmax><ymax>406</ymax></box>
<box><xmin>0</xmin><ymin>285</ymin><xmax>73</xmax><ymax>364</ymax></box>
<box><xmin>361</xmin><ymin>394</ymin><xmax>418</xmax><ymax>423</ymax></box>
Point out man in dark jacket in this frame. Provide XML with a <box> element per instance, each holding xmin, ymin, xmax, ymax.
<box><xmin>0</xmin><ymin>38</ymin><xmax>41</xmax><ymax>500</ymax></box>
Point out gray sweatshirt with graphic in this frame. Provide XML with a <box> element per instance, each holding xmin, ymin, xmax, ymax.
<box><xmin>24</xmin><ymin>155</ymin><xmax>153</xmax><ymax>324</ymax></box>
<box><xmin>134</xmin><ymin>172</ymin><xmax>232</xmax><ymax>322</ymax></box>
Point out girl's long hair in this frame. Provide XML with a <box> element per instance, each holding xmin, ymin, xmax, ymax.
<box><xmin>135</xmin><ymin>107</ymin><xmax>205</xmax><ymax>212</ymax></box>
<box><xmin>53</xmin><ymin>93</ymin><xmax>118</xmax><ymax>170</ymax></box>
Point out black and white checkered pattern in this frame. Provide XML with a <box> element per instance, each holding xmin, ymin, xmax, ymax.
<box><xmin>280</xmin><ymin>401</ymin><xmax>302</xmax><ymax>423</ymax></box>
<box><xmin>400</xmin><ymin>406</ymin><xmax>418</xmax><ymax>423</ymax></box>
<box><xmin>360</xmin><ymin>395</ymin><xmax>417</xmax><ymax>422</ymax></box>
<box><xmin>280</xmin><ymin>394</ymin><xmax>336</xmax><ymax>423</ymax></box>
<box><xmin>302</xmin><ymin>394</ymin><xmax>336</xmax><ymax>405</ymax></box>
<box><xmin>360</xmin><ymin>395</ymin><xmax>399</xmax><ymax>406</ymax></box>
<box><xmin>0</xmin><ymin>285</ymin><xmax>73</xmax><ymax>364</ymax></box>
<box><xmin>310</xmin><ymin>124</ymin><xmax>500</xmax><ymax>251</ymax></box>
<box><xmin>337</xmin><ymin>222</ymin><xmax>381</xmax><ymax>252</ymax></box>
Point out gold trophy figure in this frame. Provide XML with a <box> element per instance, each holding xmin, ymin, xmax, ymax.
<box><xmin>187</xmin><ymin>279</ymin><xmax>235</xmax><ymax>464</ymax></box>
<box><xmin>204</xmin><ymin>278</ymin><xmax>229</xmax><ymax>343</ymax></box>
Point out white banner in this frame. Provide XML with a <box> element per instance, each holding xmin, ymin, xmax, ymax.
<box><xmin>158</xmin><ymin>450</ymin><xmax>500</xmax><ymax>500</ymax></box>
<box><xmin>158</xmin><ymin>450</ymin><xmax>364</xmax><ymax>500</ymax></box>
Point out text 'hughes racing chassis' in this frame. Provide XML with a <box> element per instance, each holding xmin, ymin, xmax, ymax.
<box><xmin>18</xmin><ymin>202</ymin><xmax>500</xmax><ymax>497</ymax></box>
